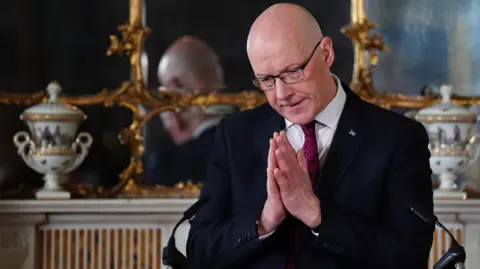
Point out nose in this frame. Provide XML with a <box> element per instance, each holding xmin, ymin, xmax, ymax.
<box><xmin>275</xmin><ymin>79</ymin><xmax>294</xmax><ymax>101</ymax></box>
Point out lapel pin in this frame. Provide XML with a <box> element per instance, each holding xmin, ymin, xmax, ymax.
<box><xmin>349</xmin><ymin>130</ymin><xmax>356</xmax><ymax>137</ymax></box>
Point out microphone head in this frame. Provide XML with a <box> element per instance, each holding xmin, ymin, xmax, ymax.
<box><xmin>162</xmin><ymin>244</ymin><xmax>190</xmax><ymax>269</ymax></box>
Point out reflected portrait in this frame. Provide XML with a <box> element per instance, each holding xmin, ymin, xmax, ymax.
<box><xmin>142</xmin><ymin>35</ymin><xmax>237</xmax><ymax>186</ymax></box>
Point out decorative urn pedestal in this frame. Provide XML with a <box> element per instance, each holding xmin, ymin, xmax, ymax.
<box><xmin>13</xmin><ymin>82</ymin><xmax>93</xmax><ymax>199</ymax></box>
<box><xmin>415</xmin><ymin>85</ymin><xmax>480</xmax><ymax>199</ymax></box>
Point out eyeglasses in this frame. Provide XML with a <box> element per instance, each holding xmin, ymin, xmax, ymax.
<box><xmin>252</xmin><ymin>41</ymin><xmax>321</xmax><ymax>91</ymax></box>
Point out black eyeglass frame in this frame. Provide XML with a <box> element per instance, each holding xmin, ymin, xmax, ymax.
<box><xmin>252</xmin><ymin>40</ymin><xmax>322</xmax><ymax>91</ymax></box>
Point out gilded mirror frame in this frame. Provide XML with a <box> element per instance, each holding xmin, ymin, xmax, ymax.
<box><xmin>0</xmin><ymin>0</ymin><xmax>267</xmax><ymax>198</ymax></box>
<box><xmin>345</xmin><ymin>0</ymin><xmax>480</xmax><ymax>110</ymax></box>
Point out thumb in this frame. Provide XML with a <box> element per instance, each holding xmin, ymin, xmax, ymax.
<box><xmin>297</xmin><ymin>148</ymin><xmax>308</xmax><ymax>173</ymax></box>
<box><xmin>266</xmin><ymin>169</ymin><xmax>281</xmax><ymax>199</ymax></box>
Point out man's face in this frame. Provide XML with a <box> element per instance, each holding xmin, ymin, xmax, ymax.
<box><xmin>249</xmin><ymin>37</ymin><xmax>335</xmax><ymax>125</ymax></box>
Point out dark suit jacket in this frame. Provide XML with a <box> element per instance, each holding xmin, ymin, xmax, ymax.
<box><xmin>187</xmin><ymin>85</ymin><xmax>435</xmax><ymax>269</ymax></box>
<box><xmin>144</xmin><ymin>126</ymin><xmax>217</xmax><ymax>186</ymax></box>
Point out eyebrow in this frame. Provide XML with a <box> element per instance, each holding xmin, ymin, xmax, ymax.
<box><xmin>255</xmin><ymin>63</ymin><xmax>303</xmax><ymax>78</ymax></box>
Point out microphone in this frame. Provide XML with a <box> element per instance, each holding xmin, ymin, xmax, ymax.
<box><xmin>162</xmin><ymin>196</ymin><xmax>211</xmax><ymax>269</ymax></box>
<box><xmin>409</xmin><ymin>206</ymin><xmax>466</xmax><ymax>269</ymax></box>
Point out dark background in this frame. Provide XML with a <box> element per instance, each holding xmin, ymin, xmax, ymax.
<box><xmin>0</xmin><ymin>0</ymin><xmax>353</xmax><ymax>195</ymax></box>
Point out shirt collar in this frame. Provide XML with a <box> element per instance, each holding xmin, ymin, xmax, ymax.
<box><xmin>285</xmin><ymin>74</ymin><xmax>346</xmax><ymax>130</ymax></box>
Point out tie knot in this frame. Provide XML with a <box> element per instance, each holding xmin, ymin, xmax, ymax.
<box><xmin>301</xmin><ymin>121</ymin><xmax>316</xmax><ymax>137</ymax></box>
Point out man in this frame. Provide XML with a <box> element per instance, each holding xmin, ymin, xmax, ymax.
<box><xmin>144</xmin><ymin>35</ymin><xmax>235</xmax><ymax>186</ymax></box>
<box><xmin>187</xmin><ymin>3</ymin><xmax>434</xmax><ymax>269</ymax></box>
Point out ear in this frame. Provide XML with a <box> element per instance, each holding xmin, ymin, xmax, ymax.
<box><xmin>320</xmin><ymin>37</ymin><xmax>335</xmax><ymax>68</ymax></box>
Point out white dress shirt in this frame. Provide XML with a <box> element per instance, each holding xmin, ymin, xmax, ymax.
<box><xmin>258</xmin><ymin>75</ymin><xmax>347</xmax><ymax>239</ymax></box>
<box><xmin>284</xmin><ymin>75</ymin><xmax>346</xmax><ymax>165</ymax></box>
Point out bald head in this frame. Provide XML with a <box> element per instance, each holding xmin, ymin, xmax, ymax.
<box><xmin>247</xmin><ymin>3</ymin><xmax>323</xmax><ymax>62</ymax></box>
<box><xmin>246</xmin><ymin>3</ymin><xmax>337</xmax><ymax>125</ymax></box>
<box><xmin>158</xmin><ymin>35</ymin><xmax>224</xmax><ymax>93</ymax></box>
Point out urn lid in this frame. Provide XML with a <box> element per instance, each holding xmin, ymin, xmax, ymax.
<box><xmin>415</xmin><ymin>84</ymin><xmax>477</xmax><ymax>123</ymax></box>
<box><xmin>21</xmin><ymin>81</ymin><xmax>86</xmax><ymax>122</ymax></box>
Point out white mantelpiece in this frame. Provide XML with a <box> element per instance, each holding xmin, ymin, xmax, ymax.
<box><xmin>0</xmin><ymin>198</ymin><xmax>478</xmax><ymax>269</ymax></box>
<box><xmin>0</xmin><ymin>199</ymin><xmax>196</xmax><ymax>269</ymax></box>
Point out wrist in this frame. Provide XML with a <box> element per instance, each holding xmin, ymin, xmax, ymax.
<box><xmin>258</xmin><ymin>211</ymin><xmax>274</xmax><ymax>236</ymax></box>
<box><xmin>305</xmin><ymin>197</ymin><xmax>322</xmax><ymax>228</ymax></box>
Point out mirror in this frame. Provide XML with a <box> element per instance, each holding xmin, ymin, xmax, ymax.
<box><xmin>0</xmin><ymin>0</ymin><xmax>355</xmax><ymax>197</ymax></box>
<box><xmin>365</xmin><ymin>0</ymin><xmax>480</xmax><ymax>97</ymax></box>
<box><xmin>139</xmin><ymin>0</ymin><xmax>354</xmax><ymax>186</ymax></box>
<box><xmin>0</xmin><ymin>0</ymin><xmax>130</xmax><ymax>94</ymax></box>
<box><xmin>0</xmin><ymin>1</ymin><xmax>133</xmax><ymax>198</ymax></box>
<box><xmin>142</xmin><ymin>0</ymin><xmax>353</xmax><ymax>91</ymax></box>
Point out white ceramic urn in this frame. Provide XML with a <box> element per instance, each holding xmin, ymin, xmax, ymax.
<box><xmin>13</xmin><ymin>81</ymin><xmax>93</xmax><ymax>199</ymax></box>
<box><xmin>415</xmin><ymin>84</ymin><xmax>479</xmax><ymax>199</ymax></box>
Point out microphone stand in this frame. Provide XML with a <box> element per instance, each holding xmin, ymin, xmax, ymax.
<box><xmin>410</xmin><ymin>207</ymin><xmax>466</xmax><ymax>269</ymax></box>
<box><xmin>162</xmin><ymin>197</ymin><xmax>211</xmax><ymax>269</ymax></box>
<box><xmin>162</xmin><ymin>216</ymin><xmax>190</xmax><ymax>269</ymax></box>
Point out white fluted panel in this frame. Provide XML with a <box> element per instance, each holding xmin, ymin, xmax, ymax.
<box><xmin>37</xmin><ymin>225</ymin><xmax>162</xmax><ymax>269</ymax></box>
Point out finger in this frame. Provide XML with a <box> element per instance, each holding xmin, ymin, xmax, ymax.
<box><xmin>297</xmin><ymin>148</ymin><xmax>308</xmax><ymax>173</ymax></box>
<box><xmin>275</xmin><ymin>146</ymin><xmax>297</xmax><ymax>174</ymax></box>
<box><xmin>273</xmin><ymin>168</ymin><xmax>288</xmax><ymax>186</ymax></box>
<box><xmin>268</xmin><ymin>138</ymin><xmax>278</xmax><ymax>170</ymax></box>
<box><xmin>266</xmin><ymin>169</ymin><xmax>281</xmax><ymax>199</ymax></box>
<box><xmin>274</xmin><ymin>131</ymin><xmax>285</xmax><ymax>148</ymax></box>
<box><xmin>275</xmin><ymin>131</ymin><xmax>296</xmax><ymax>156</ymax></box>
<box><xmin>274</xmin><ymin>168</ymin><xmax>294</xmax><ymax>197</ymax></box>
<box><xmin>282</xmin><ymin>131</ymin><xmax>296</xmax><ymax>154</ymax></box>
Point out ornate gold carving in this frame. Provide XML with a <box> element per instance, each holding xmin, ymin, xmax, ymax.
<box><xmin>0</xmin><ymin>0</ymin><xmax>267</xmax><ymax>198</ymax></box>
<box><xmin>0</xmin><ymin>90</ymin><xmax>46</xmax><ymax>105</ymax></box>
<box><xmin>347</xmin><ymin>0</ymin><xmax>480</xmax><ymax>109</ymax></box>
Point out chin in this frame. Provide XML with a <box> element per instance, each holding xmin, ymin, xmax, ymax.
<box><xmin>282</xmin><ymin>110</ymin><xmax>315</xmax><ymax>125</ymax></box>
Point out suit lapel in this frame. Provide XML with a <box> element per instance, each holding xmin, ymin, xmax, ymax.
<box><xmin>315</xmin><ymin>86</ymin><xmax>367</xmax><ymax>197</ymax></box>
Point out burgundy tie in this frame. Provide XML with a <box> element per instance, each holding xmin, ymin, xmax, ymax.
<box><xmin>285</xmin><ymin>122</ymin><xmax>320</xmax><ymax>269</ymax></box>
<box><xmin>301</xmin><ymin>122</ymin><xmax>320</xmax><ymax>183</ymax></box>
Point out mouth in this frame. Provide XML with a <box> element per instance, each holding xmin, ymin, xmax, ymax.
<box><xmin>282</xmin><ymin>99</ymin><xmax>305</xmax><ymax>109</ymax></box>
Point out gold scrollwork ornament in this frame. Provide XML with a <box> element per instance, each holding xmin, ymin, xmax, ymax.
<box><xmin>346</xmin><ymin>0</ymin><xmax>480</xmax><ymax>109</ymax></box>
<box><xmin>0</xmin><ymin>0</ymin><xmax>267</xmax><ymax>198</ymax></box>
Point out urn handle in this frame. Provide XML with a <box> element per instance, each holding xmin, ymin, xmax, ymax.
<box><xmin>467</xmin><ymin>136</ymin><xmax>480</xmax><ymax>166</ymax></box>
<box><xmin>65</xmin><ymin>132</ymin><xmax>93</xmax><ymax>173</ymax></box>
<box><xmin>13</xmin><ymin>131</ymin><xmax>43</xmax><ymax>173</ymax></box>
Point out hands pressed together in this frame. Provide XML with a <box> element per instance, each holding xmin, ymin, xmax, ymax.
<box><xmin>258</xmin><ymin>131</ymin><xmax>322</xmax><ymax>236</ymax></box>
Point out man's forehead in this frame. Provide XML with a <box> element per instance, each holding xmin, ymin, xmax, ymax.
<box><xmin>250</xmin><ymin>41</ymin><xmax>308</xmax><ymax>75</ymax></box>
